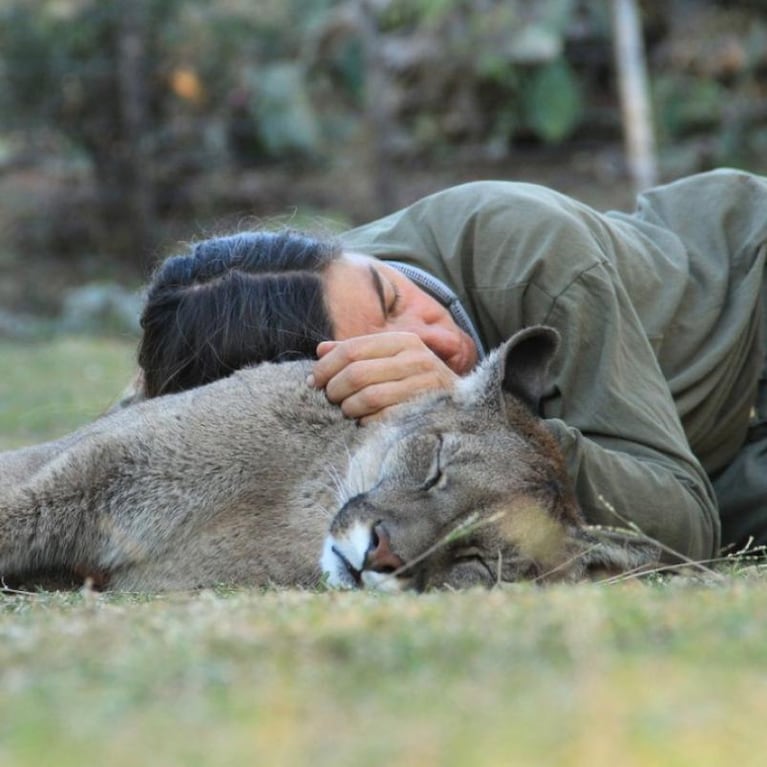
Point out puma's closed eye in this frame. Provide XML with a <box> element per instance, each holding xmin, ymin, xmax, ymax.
<box><xmin>421</xmin><ymin>436</ymin><xmax>444</xmax><ymax>491</ymax></box>
<box><xmin>454</xmin><ymin>550</ymin><xmax>495</xmax><ymax>580</ymax></box>
<box><xmin>454</xmin><ymin>546</ymin><xmax>484</xmax><ymax>560</ymax></box>
<box><xmin>421</xmin><ymin>466</ymin><xmax>442</xmax><ymax>491</ymax></box>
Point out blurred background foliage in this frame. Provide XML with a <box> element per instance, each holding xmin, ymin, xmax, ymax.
<box><xmin>0</xmin><ymin>0</ymin><xmax>766</xmax><ymax>329</ymax></box>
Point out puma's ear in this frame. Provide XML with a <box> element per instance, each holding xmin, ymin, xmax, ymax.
<box><xmin>499</xmin><ymin>326</ymin><xmax>560</xmax><ymax>413</ymax></box>
<box><xmin>454</xmin><ymin>325</ymin><xmax>559</xmax><ymax>413</ymax></box>
<box><xmin>572</xmin><ymin>526</ymin><xmax>662</xmax><ymax>580</ymax></box>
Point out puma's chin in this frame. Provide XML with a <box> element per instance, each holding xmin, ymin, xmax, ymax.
<box><xmin>320</xmin><ymin>527</ymin><xmax>408</xmax><ymax>592</ymax></box>
<box><xmin>320</xmin><ymin>536</ymin><xmax>358</xmax><ymax>589</ymax></box>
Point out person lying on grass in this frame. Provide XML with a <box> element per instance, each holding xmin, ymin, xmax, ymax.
<box><xmin>21</xmin><ymin>169</ymin><xmax>767</xmax><ymax>564</ymax></box>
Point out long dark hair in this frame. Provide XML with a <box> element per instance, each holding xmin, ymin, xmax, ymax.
<box><xmin>138</xmin><ymin>230</ymin><xmax>339</xmax><ymax>397</ymax></box>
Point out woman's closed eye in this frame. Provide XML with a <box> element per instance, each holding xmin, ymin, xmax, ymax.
<box><xmin>386</xmin><ymin>280</ymin><xmax>402</xmax><ymax>317</ymax></box>
<box><xmin>369</xmin><ymin>266</ymin><xmax>401</xmax><ymax>321</ymax></box>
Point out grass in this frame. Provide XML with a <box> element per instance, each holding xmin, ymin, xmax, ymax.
<box><xmin>2</xmin><ymin>337</ymin><xmax>767</xmax><ymax>766</ymax></box>
<box><xmin>0</xmin><ymin>335</ymin><xmax>137</xmax><ymax>450</ymax></box>
<box><xmin>3</xmin><ymin>583</ymin><xmax>767</xmax><ymax>766</ymax></box>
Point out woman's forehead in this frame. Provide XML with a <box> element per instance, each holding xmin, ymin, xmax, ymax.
<box><xmin>322</xmin><ymin>254</ymin><xmax>387</xmax><ymax>337</ymax></box>
<box><xmin>325</xmin><ymin>252</ymin><xmax>387</xmax><ymax>294</ymax></box>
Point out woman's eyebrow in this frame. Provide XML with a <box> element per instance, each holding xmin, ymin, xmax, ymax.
<box><xmin>368</xmin><ymin>265</ymin><xmax>387</xmax><ymax>316</ymax></box>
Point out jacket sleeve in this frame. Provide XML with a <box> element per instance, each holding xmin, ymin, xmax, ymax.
<box><xmin>538</xmin><ymin>258</ymin><xmax>720</xmax><ymax>560</ymax></box>
<box><xmin>451</xmin><ymin>184</ymin><xmax>721</xmax><ymax>560</ymax></box>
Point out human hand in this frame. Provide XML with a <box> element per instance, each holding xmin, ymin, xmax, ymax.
<box><xmin>308</xmin><ymin>332</ymin><xmax>459</xmax><ymax>423</ymax></box>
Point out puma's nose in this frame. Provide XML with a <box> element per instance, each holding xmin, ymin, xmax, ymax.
<box><xmin>364</xmin><ymin>522</ymin><xmax>405</xmax><ymax>574</ymax></box>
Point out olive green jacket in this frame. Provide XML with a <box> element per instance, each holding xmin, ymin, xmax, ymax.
<box><xmin>339</xmin><ymin>169</ymin><xmax>767</xmax><ymax>560</ymax></box>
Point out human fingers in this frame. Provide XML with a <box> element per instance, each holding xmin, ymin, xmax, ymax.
<box><xmin>323</xmin><ymin>347</ymin><xmax>456</xmax><ymax>406</ymax></box>
<box><xmin>309</xmin><ymin>332</ymin><xmax>436</xmax><ymax>390</ymax></box>
<box><xmin>335</xmin><ymin>368</ymin><xmax>458</xmax><ymax>421</ymax></box>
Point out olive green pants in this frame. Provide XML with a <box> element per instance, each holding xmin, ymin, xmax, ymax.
<box><xmin>711</xmin><ymin>278</ymin><xmax>767</xmax><ymax>549</ymax></box>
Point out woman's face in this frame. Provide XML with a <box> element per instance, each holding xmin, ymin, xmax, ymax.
<box><xmin>322</xmin><ymin>253</ymin><xmax>479</xmax><ymax>376</ymax></box>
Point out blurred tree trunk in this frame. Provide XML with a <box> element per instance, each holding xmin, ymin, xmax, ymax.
<box><xmin>612</xmin><ymin>0</ymin><xmax>658</xmax><ymax>192</ymax></box>
<box><xmin>113</xmin><ymin>0</ymin><xmax>156</xmax><ymax>270</ymax></box>
<box><xmin>357</xmin><ymin>0</ymin><xmax>396</xmax><ymax>215</ymax></box>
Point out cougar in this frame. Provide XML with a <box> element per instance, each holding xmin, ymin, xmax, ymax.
<box><xmin>0</xmin><ymin>326</ymin><xmax>658</xmax><ymax>592</ymax></box>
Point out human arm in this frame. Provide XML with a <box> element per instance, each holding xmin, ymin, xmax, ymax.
<box><xmin>532</xmin><ymin>257</ymin><xmax>719</xmax><ymax>561</ymax></box>
<box><xmin>339</xmin><ymin>180</ymin><xmax>721</xmax><ymax>559</ymax></box>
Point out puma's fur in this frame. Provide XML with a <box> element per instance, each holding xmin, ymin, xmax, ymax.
<box><xmin>0</xmin><ymin>327</ymin><xmax>658</xmax><ymax>592</ymax></box>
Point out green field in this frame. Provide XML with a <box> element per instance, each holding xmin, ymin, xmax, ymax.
<box><xmin>0</xmin><ymin>336</ymin><xmax>138</xmax><ymax>451</ymax></box>
<box><xmin>1</xmin><ymin>338</ymin><xmax>767</xmax><ymax>766</ymax></box>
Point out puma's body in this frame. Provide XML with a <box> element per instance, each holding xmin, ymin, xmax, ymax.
<box><xmin>0</xmin><ymin>328</ymin><xmax>657</xmax><ymax>591</ymax></box>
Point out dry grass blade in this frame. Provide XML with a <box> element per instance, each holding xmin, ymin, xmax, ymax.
<box><xmin>381</xmin><ymin>511</ymin><xmax>508</xmax><ymax>584</ymax></box>
<box><xmin>596</xmin><ymin>493</ymin><xmax>726</xmax><ymax>582</ymax></box>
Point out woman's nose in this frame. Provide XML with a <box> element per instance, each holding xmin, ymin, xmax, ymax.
<box><xmin>407</xmin><ymin>322</ymin><xmax>462</xmax><ymax>362</ymax></box>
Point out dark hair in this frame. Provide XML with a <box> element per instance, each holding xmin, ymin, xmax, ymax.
<box><xmin>138</xmin><ymin>230</ymin><xmax>340</xmax><ymax>397</ymax></box>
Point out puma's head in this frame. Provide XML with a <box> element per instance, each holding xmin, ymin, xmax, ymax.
<box><xmin>321</xmin><ymin>326</ymin><xmax>658</xmax><ymax>591</ymax></box>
